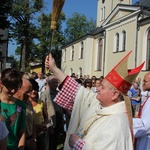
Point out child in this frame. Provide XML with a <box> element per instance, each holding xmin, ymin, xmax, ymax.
<box><xmin>0</xmin><ymin>68</ymin><xmax>26</xmax><ymax>150</ymax></box>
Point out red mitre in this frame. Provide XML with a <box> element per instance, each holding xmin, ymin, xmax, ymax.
<box><xmin>105</xmin><ymin>51</ymin><xmax>145</xmax><ymax>94</ymax></box>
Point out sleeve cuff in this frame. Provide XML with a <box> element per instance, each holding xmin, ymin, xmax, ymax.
<box><xmin>58</xmin><ymin>76</ymin><xmax>69</xmax><ymax>90</ymax></box>
<box><xmin>73</xmin><ymin>139</ymin><xmax>85</xmax><ymax>150</ymax></box>
<box><xmin>54</xmin><ymin>76</ymin><xmax>80</xmax><ymax>110</ymax></box>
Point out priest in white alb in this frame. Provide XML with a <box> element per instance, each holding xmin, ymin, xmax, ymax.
<box><xmin>45</xmin><ymin>51</ymin><xmax>144</xmax><ymax>150</ymax></box>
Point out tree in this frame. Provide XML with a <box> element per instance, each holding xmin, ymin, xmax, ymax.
<box><xmin>0</xmin><ymin>17</ymin><xmax>10</xmax><ymax>30</ymax></box>
<box><xmin>64</xmin><ymin>12</ymin><xmax>96</xmax><ymax>42</ymax></box>
<box><xmin>0</xmin><ymin>0</ymin><xmax>12</xmax><ymax>29</ymax></box>
<box><xmin>9</xmin><ymin>55</ymin><xmax>19</xmax><ymax>69</ymax></box>
<box><xmin>0</xmin><ymin>0</ymin><xmax>12</xmax><ymax>45</ymax></box>
<box><xmin>34</xmin><ymin>12</ymin><xmax>66</xmax><ymax>73</ymax></box>
<box><xmin>34</xmin><ymin>12</ymin><xmax>95</xmax><ymax>73</ymax></box>
<box><xmin>9</xmin><ymin>0</ymin><xmax>44</xmax><ymax>71</ymax></box>
<box><xmin>8</xmin><ymin>4</ymin><xmax>96</xmax><ymax>72</ymax></box>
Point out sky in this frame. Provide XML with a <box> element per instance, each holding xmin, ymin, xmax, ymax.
<box><xmin>8</xmin><ymin>0</ymin><xmax>140</xmax><ymax>57</ymax></box>
<box><xmin>44</xmin><ymin>0</ymin><xmax>97</xmax><ymax>20</ymax></box>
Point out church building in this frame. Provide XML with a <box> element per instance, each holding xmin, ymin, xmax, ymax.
<box><xmin>61</xmin><ymin>0</ymin><xmax>150</xmax><ymax>79</ymax></box>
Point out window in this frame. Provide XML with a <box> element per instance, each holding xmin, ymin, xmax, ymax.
<box><xmin>146</xmin><ymin>30</ymin><xmax>150</xmax><ymax>70</ymax></box>
<box><xmin>116</xmin><ymin>33</ymin><xmax>119</xmax><ymax>52</ymax></box>
<box><xmin>70</xmin><ymin>68</ymin><xmax>73</xmax><ymax>76</ymax></box>
<box><xmin>64</xmin><ymin>49</ymin><xmax>66</xmax><ymax>61</ymax></box>
<box><xmin>71</xmin><ymin>46</ymin><xmax>74</xmax><ymax>61</ymax></box>
<box><xmin>122</xmin><ymin>30</ymin><xmax>126</xmax><ymax>51</ymax></box>
<box><xmin>79</xmin><ymin>67</ymin><xmax>82</xmax><ymax>78</ymax></box>
<box><xmin>100</xmin><ymin>7</ymin><xmax>105</xmax><ymax>21</ymax></box>
<box><xmin>103</xmin><ymin>6</ymin><xmax>105</xmax><ymax>20</ymax></box>
<box><xmin>101</xmin><ymin>8</ymin><xmax>103</xmax><ymax>21</ymax></box>
<box><xmin>80</xmin><ymin>42</ymin><xmax>84</xmax><ymax>59</ymax></box>
<box><xmin>96</xmin><ymin>39</ymin><xmax>103</xmax><ymax>70</ymax></box>
<box><xmin>62</xmin><ymin>49</ymin><xmax>66</xmax><ymax>62</ymax></box>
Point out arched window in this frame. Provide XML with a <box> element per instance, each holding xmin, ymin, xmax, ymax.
<box><xmin>101</xmin><ymin>8</ymin><xmax>103</xmax><ymax>21</ymax></box>
<box><xmin>65</xmin><ymin>49</ymin><xmax>66</xmax><ymax>61</ymax></box>
<box><xmin>80</xmin><ymin>42</ymin><xmax>84</xmax><ymax>59</ymax></box>
<box><xmin>62</xmin><ymin>49</ymin><xmax>66</xmax><ymax>62</ymax></box>
<box><xmin>79</xmin><ymin>67</ymin><xmax>82</xmax><ymax>78</ymax></box>
<box><xmin>101</xmin><ymin>7</ymin><xmax>105</xmax><ymax>21</ymax></box>
<box><xmin>122</xmin><ymin>30</ymin><xmax>126</xmax><ymax>51</ymax></box>
<box><xmin>102</xmin><ymin>0</ymin><xmax>105</xmax><ymax>3</ymax></box>
<box><xmin>116</xmin><ymin>33</ymin><xmax>119</xmax><ymax>52</ymax></box>
<box><xmin>70</xmin><ymin>68</ymin><xmax>73</xmax><ymax>76</ymax></box>
<box><xmin>146</xmin><ymin>30</ymin><xmax>150</xmax><ymax>70</ymax></box>
<box><xmin>97</xmin><ymin>39</ymin><xmax>103</xmax><ymax>70</ymax></box>
<box><xmin>103</xmin><ymin>6</ymin><xmax>105</xmax><ymax>20</ymax></box>
<box><xmin>71</xmin><ymin>46</ymin><xmax>74</xmax><ymax>61</ymax></box>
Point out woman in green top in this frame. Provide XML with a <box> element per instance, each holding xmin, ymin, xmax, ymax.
<box><xmin>0</xmin><ymin>68</ymin><xmax>26</xmax><ymax>150</ymax></box>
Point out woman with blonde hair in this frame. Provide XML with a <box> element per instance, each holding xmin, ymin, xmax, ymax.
<box><xmin>29</xmin><ymin>79</ymin><xmax>49</xmax><ymax>150</ymax></box>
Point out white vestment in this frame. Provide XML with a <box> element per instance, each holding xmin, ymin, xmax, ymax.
<box><xmin>62</xmin><ymin>86</ymin><xmax>133</xmax><ymax>150</ymax></box>
<box><xmin>133</xmin><ymin>97</ymin><xmax>150</xmax><ymax>150</ymax></box>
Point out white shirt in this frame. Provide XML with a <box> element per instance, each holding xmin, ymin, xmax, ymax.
<box><xmin>133</xmin><ymin>97</ymin><xmax>150</xmax><ymax>150</ymax></box>
<box><xmin>35</xmin><ymin>78</ymin><xmax>46</xmax><ymax>92</ymax></box>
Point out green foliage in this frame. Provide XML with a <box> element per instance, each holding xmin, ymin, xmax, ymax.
<box><xmin>9</xmin><ymin>55</ymin><xmax>20</xmax><ymax>69</ymax></box>
<box><xmin>7</xmin><ymin>1</ymin><xmax>96</xmax><ymax>72</ymax></box>
<box><xmin>35</xmin><ymin>12</ymin><xmax>66</xmax><ymax>71</ymax></box>
<box><xmin>0</xmin><ymin>0</ymin><xmax>12</xmax><ymax>45</ymax></box>
<box><xmin>8</xmin><ymin>0</ymin><xmax>44</xmax><ymax>71</ymax></box>
<box><xmin>33</xmin><ymin>0</ymin><xmax>43</xmax><ymax>10</ymax></box>
<box><xmin>0</xmin><ymin>0</ymin><xmax>12</xmax><ymax>15</ymax></box>
<box><xmin>64</xmin><ymin>12</ymin><xmax>96</xmax><ymax>42</ymax></box>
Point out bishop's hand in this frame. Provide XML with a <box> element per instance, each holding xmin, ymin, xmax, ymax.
<box><xmin>45</xmin><ymin>53</ymin><xmax>56</xmax><ymax>71</ymax></box>
<box><xmin>69</xmin><ymin>134</ymin><xmax>80</xmax><ymax>148</ymax></box>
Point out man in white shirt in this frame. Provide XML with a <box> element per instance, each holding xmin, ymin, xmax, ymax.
<box><xmin>35</xmin><ymin>72</ymin><xmax>46</xmax><ymax>96</ymax></box>
<box><xmin>133</xmin><ymin>72</ymin><xmax>150</xmax><ymax>150</ymax></box>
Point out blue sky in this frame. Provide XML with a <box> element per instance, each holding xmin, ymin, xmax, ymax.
<box><xmin>44</xmin><ymin>0</ymin><xmax>97</xmax><ymax>20</ymax></box>
<box><xmin>8</xmin><ymin>0</ymin><xmax>140</xmax><ymax>57</ymax></box>
<box><xmin>44</xmin><ymin>0</ymin><xmax>139</xmax><ymax>20</ymax></box>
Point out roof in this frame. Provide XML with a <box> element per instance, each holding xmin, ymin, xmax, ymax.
<box><xmin>89</xmin><ymin>27</ymin><xmax>103</xmax><ymax>35</ymax></box>
<box><xmin>61</xmin><ymin>27</ymin><xmax>104</xmax><ymax>48</ymax></box>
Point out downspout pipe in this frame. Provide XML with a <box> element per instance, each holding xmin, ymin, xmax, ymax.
<box><xmin>102</xmin><ymin>30</ymin><xmax>106</xmax><ymax>76</ymax></box>
<box><xmin>135</xmin><ymin>8</ymin><xmax>142</xmax><ymax>68</ymax></box>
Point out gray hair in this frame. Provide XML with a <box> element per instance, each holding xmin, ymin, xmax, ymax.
<box><xmin>108</xmin><ymin>84</ymin><xmax>124</xmax><ymax>101</ymax></box>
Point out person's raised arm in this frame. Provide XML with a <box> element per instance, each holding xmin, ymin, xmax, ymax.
<box><xmin>45</xmin><ymin>53</ymin><xmax>67</xmax><ymax>83</ymax></box>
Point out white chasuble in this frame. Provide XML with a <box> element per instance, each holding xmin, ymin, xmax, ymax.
<box><xmin>64</xmin><ymin>86</ymin><xmax>133</xmax><ymax>150</ymax></box>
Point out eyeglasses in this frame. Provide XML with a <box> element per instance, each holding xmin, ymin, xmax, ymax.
<box><xmin>143</xmin><ymin>80</ymin><xmax>150</xmax><ymax>83</ymax></box>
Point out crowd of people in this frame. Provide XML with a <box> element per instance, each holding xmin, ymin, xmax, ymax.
<box><xmin>0</xmin><ymin>69</ymin><xmax>64</xmax><ymax>150</ymax></box>
<box><xmin>0</xmin><ymin>68</ymin><xmax>104</xmax><ymax>150</ymax></box>
<box><xmin>0</xmin><ymin>51</ymin><xmax>150</xmax><ymax>150</ymax></box>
